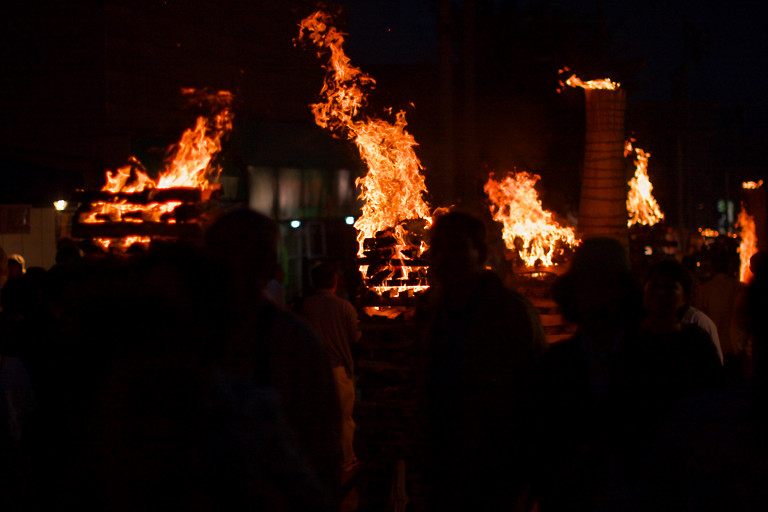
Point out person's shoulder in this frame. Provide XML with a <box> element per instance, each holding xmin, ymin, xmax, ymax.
<box><xmin>544</xmin><ymin>333</ymin><xmax>580</xmax><ymax>352</ymax></box>
<box><xmin>684</xmin><ymin>307</ymin><xmax>716</xmax><ymax>327</ymax></box>
<box><xmin>679</xmin><ymin>323</ymin><xmax>721</xmax><ymax>359</ymax></box>
<box><xmin>271</xmin><ymin>307</ymin><xmax>324</xmax><ymax>347</ymax></box>
<box><xmin>478</xmin><ymin>271</ymin><xmax>525</xmax><ymax>303</ymax></box>
<box><xmin>540</xmin><ymin>335</ymin><xmax>584</xmax><ymax>371</ymax></box>
<box><xmin>681</xmin><ymin>321</ymin><xmax>713</xmax><ymax>340</ymax></box>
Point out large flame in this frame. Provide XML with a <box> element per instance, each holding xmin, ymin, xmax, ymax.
<box><xmin>738</xmin><ymin>180</ymin><xmax>762</xmax><ymax>282</ymax></box>
<box><xmin>484</xmin><ymin>172</ymin><xmax>578</xmax><ymax>267</ymax></box>
<box><xmin>82</xmin><ymin>89</ymin><xmax>233</xmax><ymax>246</ymax></box>
<box><xmin>625</xmin><ymin>141</ymin><xmax>664</xmax><ymax>227</ymax></box>
<box><xmin>299</xmin><ymin>11</ymin><xmax>432</xmax><ymax>295</ymax></box>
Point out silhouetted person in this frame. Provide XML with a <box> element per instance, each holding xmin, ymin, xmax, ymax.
<box><xmin>6</xmin><ymin>254</ymin><xmax>25</xmax><ymax>281</ymax></box>
<box><xmin>300</xmin><ymin>262</ymin><xmax>360</xmax><ymax>471</ymax></box>
<box><xmin>0</xmin><ymin>349</ymin><xmax>35</xmax><ymax>508</ymax></box>
<box><xmin>54</xmin><ymin>238</ymin><xmax>82</xmax><ymax>268</ymax></box>
<box><xmin>0</xmin><ymin>246</ymin><xmax>8</xmax><ymax>293</ymax></box>
<box><xmin>640</xmin><ymin>260</ymin><xmax>724</xmax><ymax>407</ymax></box>
<box><xmin>205</xmin><ymin>208</ymin><xmax>343</xmax><ymax>509</ymax></box>
<box><xmin>416</xmin><ymin>211</ymin><xmax>547</xmax><ymax>512</ymax></box>
<box><xmin>640</xmin><ymin>265</ymin><xmax>768</xmax><ymax>511</ymax></box>
<box><xmin>17</xmin><ymin>238</ymin><xmax>339</xmax><ymax>511</ymax></box>
<box><xmin>695</xmin><ymin>251</ymin><xmax>749</xmax><ymax>381</ymax></box>
<box><xmin>265</xmin><ymin>262</ymin><xmax>286</xmax><ymax>308</ymax></box>
<box><xmin>681</xmin><ymin>305</ymin><xmax>722</xmax><ymax>363</ymax></box>
<box><xmin>536</xmin><ymin>237</ymin><xmax>646</xmax><ymax>511</ymax></box>
<box><xmin>300</xmin><ymin>261</ymin><xmax>361</xmax><ymax>511</ymax></box>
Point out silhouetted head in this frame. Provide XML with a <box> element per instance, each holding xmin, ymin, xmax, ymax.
<box><xmin>643</xmin><ymin>259</ymin><xmax>692</xmax><ymax>319</ymax></box>
<box><xmin>204</xmin><ymin>208</ymin><xmax>279</xmax><ymax>301</ymax></box>
<box><xmin>311</xmin><ymin>261</ymin><xmax>338</xmax><ymax>291</ymax></box>
<box><xmin>710</xmin><ymin>250</ymin><xmax>736</xmax><ymax>276</ymax></box>
<box><xmin>553</xmin><ymin>237</ymin><xmax>642</xmax><ymax>337</ymax></box>
<box><xmin>428</xmin><ymin>211</ymin><xmax>488</xmax><ymax>289</ymax></box>
<box><xmin>7</xmin><ymin>254</ymin><xmax>25</xmax><ymax>279</ymax></box>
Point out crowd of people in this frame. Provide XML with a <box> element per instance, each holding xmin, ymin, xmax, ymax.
<box><xmin>0</xmin><ymin>208</ymin><xmax>766</xmax><ymax>511</ymax></box>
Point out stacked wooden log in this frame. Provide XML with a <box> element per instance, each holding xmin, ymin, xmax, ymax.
<box><xmin>357</xmin><ymin>224</ymin><xmax>430</xmax><ymax>305</ymax></box>
<box><xmin>71</xmin><ymin>186</ymin><xmax>220</xmax><ymax>241</ymax></box>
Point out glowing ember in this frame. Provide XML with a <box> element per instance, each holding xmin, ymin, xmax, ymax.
<box><xmin>699</xmin><ymin>228</ymin><xmax>720</xmax><ymax>238</ymax></box>
<box><xmin>299</xmin><ymin>11</ymin><xmax>432</xmax><ymax>295</ymax></box>
<box><xmin>484</xmin><ymin>172</ymin><xmax>578</xmax><ymax>267</ymax></box>
<box><xmin>744</xmin><ymin>180</ymin><xmax>764</xmax><ymax>190</ymax></box>
<box><xmin>558</xmin><ymin>67</ymin><xmax>621</xmax><ymax>91</ymax></box>
<box><xmin>625</xmin><ymin>141</ymin><xmax>664</xmax><ymax>227</ymax></box>
<box><xmin>82</xmin><ymin>89</ymin><xmax>233</xmax><ymax>248</ymax></box>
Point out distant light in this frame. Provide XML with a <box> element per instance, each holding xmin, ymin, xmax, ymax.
<box><xmin>290</xmin><ymin>220</ymin><xmax>301</xmax><ymax>228</ymax></box>
<box><xmin>345</xmin><ymin>216</ymin><xmax>355</xmax><ymax>225</ymax></box>
<box><xmin>54</xmin><ymin>200</ymin><xmax>68</xmax><ymax>211</ymax></box>
<box><xmin>644</xmin><ymin>246</ymin><xmax>653</xmax><ymax>256</ymax></box>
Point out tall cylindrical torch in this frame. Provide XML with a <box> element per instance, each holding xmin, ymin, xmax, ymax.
<box><xmin>579</xmin><ymin>87</ymin><xmax>628</xmax><ymax>246</ymax></box>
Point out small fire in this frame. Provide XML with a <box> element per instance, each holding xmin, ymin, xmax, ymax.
<box><xmin>625</xmin><ymin>141</ymin><xmax>664</xmax><ymax>227</ymax></box>
<box><xmin>558</xmin><ymin>67</ymin><xmax>621</xmax><ymax>91</ymax></box>
<box><xmin>699</xmin><ymin>228</ymin><xmax>720</xmax><ymax>238</ymax></box>
<box><xmin>484</xmin><ymin>172</ymin><xmax>578</xmax><ymax>267</ymax></box>
<box><xmin>299</xmin><ymin>12</ymin><xmax>432</xmax><ymax>295</ymax></box>
<box><xmin>82</xmin><ymin>89</ymin><xmax>233</xmax><ymax>248</ymax></box>
<box><xmin>738</xmin><ymin>180</ymin><xmax>762</xmax><ymax>282</ymax></box>
<box><xmin>737</xmin><ymin>205</ymin><xmax>757</xmax><ymax>282</ymax></box>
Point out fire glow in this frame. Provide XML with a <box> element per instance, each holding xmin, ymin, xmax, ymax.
<box><xmin>484</xmin><ymin>172</ymin><xmax>578</xmax><ymax>267</ymax></box>
<box><xmin>80</xmin><ymin>89</ymin><xmax>233</xmax><ymax>249</ymax></box>
<box><xmin>738</xmin><ymin>180</ymin><xmax>762</xmax><ymax>282</ymax></box>
<box><xmin>558</xmin><ymin>68</ymin><xmax>621</xmax><ymax>91</ymax></box>
<box><xmin>625</xmin><ymin>141</ymin><xmax>664</xmax><ymax>227</ymax></box>
<box><xmin>299</xmin><ymin>11</ymin><xmax>432</xmax><ymax>296</ymax></box>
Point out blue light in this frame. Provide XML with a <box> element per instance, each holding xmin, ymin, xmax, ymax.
<box><xmin>290</xmin><ymin>220</ymin><xmax>301</xmax><ymax>228</ymax></box>
<box><xmin>345</xmin><ymin>216</ymin><xmax>355</xmax><ymax>225</ymax></box>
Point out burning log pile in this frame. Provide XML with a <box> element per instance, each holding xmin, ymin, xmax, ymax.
<box><xmin>72</xmin><ymin>89</ymin><xmax>232</xmax><ymax>251</ymax></box>
<box><xmin>484</xmin><ymin>171</ymin><xmax>578</xmax><ymax>269</ymax></box>
<box><xmin>625</xmin><ymin>140</ymin><xmax>664</xmax><ymax>228</ymax></box>
<box><xmin>358</xmin><ymin>221</ymin><xmax>430</xmax><ymax>294</ymax></box>
<box><xmin>299</xmin><ymin>12</ymin><xmax>434</xmax><ymax>308</ymax></box>
<box><xmin>72</xmin><ymin>181</ymin><xmax>220</xmax><ymax>243</ymax></box>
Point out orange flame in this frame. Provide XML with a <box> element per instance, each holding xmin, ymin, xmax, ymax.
<box><xmin>484</xmin><ymin>172</ymin><xmax>578</xmax><ymax>267</ymax></box>
<box><xmin>299</xmin><ymin>11</ymin><xmax>432</xmax><ymax>295</ymax></box>
<box><xmin>699</xmin><ymin>228</ymin><xmax>719</xmax><ymax>238</ymax></box>
<box><xmin>559</xmin><ymin>68</ymin><xmax>621</xmax><ymax>91</ymax></box>
<box><xmin>625</xmin><ymin>141</ymin><xmax>664</xmax><ymax>227</ymax></box>
<box><xmin>737</xmin><ymin>204</ymin><xmax>757</xmax><ymax>282</ymax></box>
<box><xmin>83</xmin><ymin>89</ymin><xmax>233</xmax><ymax>247</ymax></box>
<box><xmin>738</xmin><ymin>180</ymin><xmax>763</xmax><ymax>282</ymax></box>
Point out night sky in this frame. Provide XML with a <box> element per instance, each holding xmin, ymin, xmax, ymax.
<box><xmin>340</xmin><ymin>0</ymin><xmax>768</xmax><ymax>108</ymax></box>
<box><xmin>1</xmin><ymin>0</ymin><xmax>765</xmax><ymax>227</ymax></box>
<box><xmin>329</xmin><ymin>0</ymin><xmax>768</xmax><ymax>229</ymax></box>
